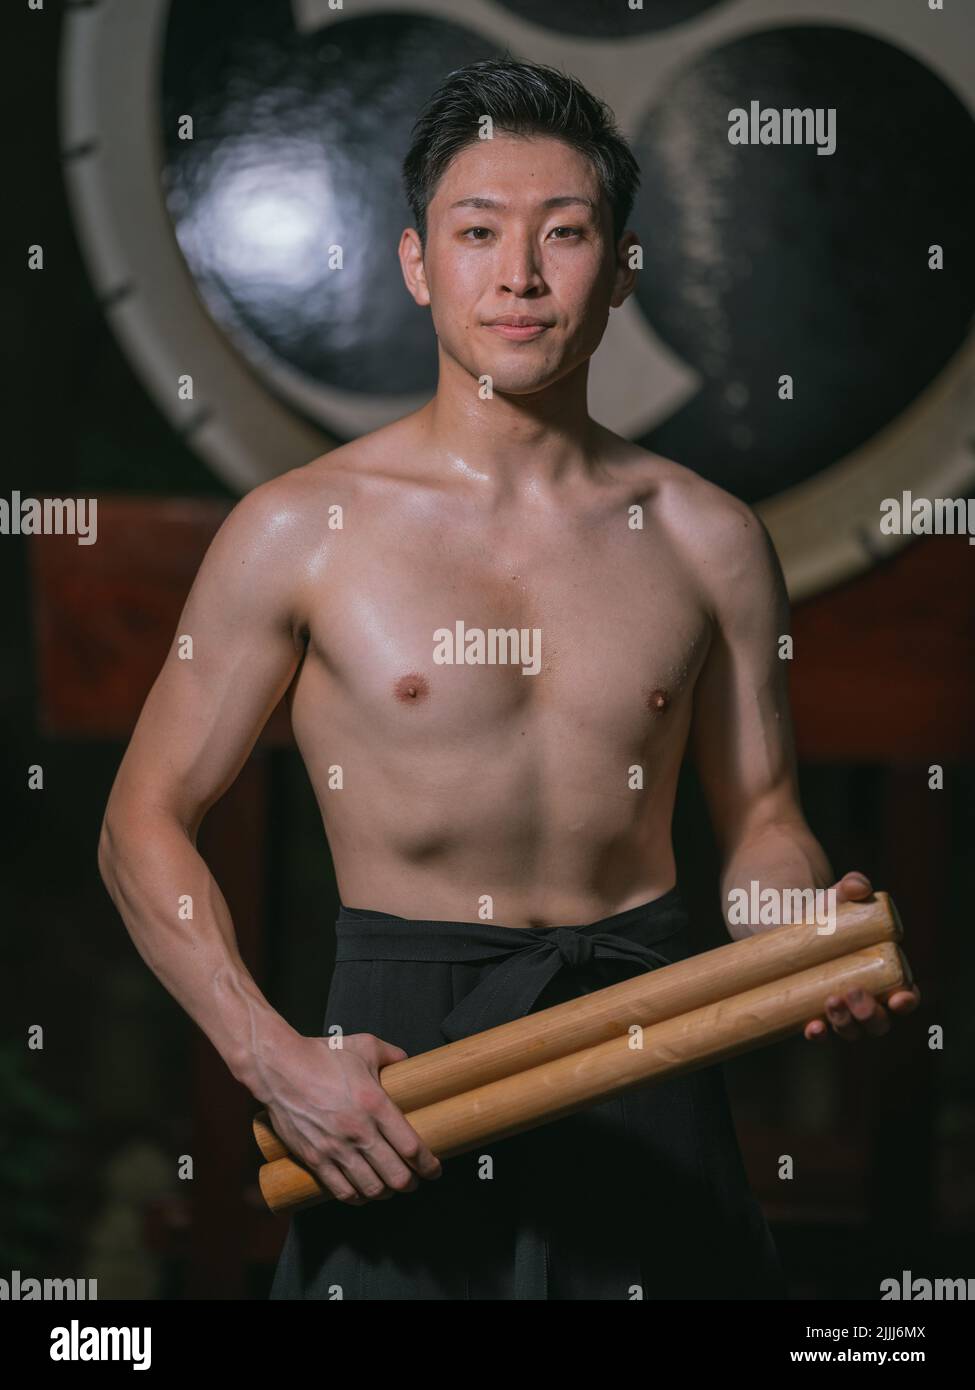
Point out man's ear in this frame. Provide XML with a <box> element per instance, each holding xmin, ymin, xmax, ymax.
<box><xmin>610</xmin><ymin>230</ymin><xmax>641</xmax><ymax>309</ymax></box>
<box><xmin>399</xmin><ymin>227</ymin><xmax>431</xmax><ymax>307</ymax></box>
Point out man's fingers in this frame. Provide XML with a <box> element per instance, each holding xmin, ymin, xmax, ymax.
<box><xmin>833</xmin><ymin>871</ymin><xmax>873</xmax><ymax>904</ymax></box>
<box><xmin>332</xmin><ymin>1135</ymin><xmax>417</xmax><ymax>1201</ymax></box>
<box><xmin>845</xmin><ymin>989</ymin><xmax>890</xmax><ymax>1037</ymax></box>
<box><xmin>807</xmin><ymin>982</ymin><xmax>918</xmax><ymax>1043</ymax></box>
<box><xmin>888</xmin><ymin>987</ymin><xmax>921</xmax><ymax>1014</ymax></box>
<box><xmin>376</xmin><ymin>1104</ymin><xmax>443</xmax><ymax>1181</ymax></box>
<box><xmin>824</xmin><ymin>994</ymin><xmax>861</xmax><ymax>1041</ymax></box>
<box><xmin>314</xmin><ymin>1158</ymin><xmax>369</xmax><ymax>1205</ymax></box>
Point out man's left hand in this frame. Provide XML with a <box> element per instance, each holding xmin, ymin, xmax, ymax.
<box><xmin>803</xmin><ymin>871</ymin><xmax>921</xmax><ymax>1042</ymax></box>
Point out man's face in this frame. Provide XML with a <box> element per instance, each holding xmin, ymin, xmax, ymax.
<box><xmin>402</xmin><ymin>133</ymin><xmax>635</xmax><ymax>395</ymax></box>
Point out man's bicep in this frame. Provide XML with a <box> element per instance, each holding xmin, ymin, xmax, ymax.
<box><xmin>107</xmin><ymin>490</ymin><xmax>306</xmax><ymax>832</ymax></box>
<box><xmin>688</xmin><ymin>515</ymin><xmax>800</xmax><ymax>848</ymax></box>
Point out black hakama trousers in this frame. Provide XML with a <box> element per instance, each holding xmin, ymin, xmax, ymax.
<box><xmin>268</xmin><ymin>887</ymin><xmax>788</xmax><ymax>1300</ymax></box>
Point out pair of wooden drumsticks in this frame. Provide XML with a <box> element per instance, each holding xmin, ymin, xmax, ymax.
<box><xmin>253</xmin><ymin>893</ymin><xmax>911</xmax><ymax>1214</ymax></box>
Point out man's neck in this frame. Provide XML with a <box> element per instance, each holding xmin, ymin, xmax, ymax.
<box><xmin>418</xmin><ymin>353</ymin><xmax>602</xmax><ymax>495</ymax></box>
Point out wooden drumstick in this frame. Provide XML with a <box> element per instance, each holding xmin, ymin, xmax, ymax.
<box><xmin>253</xmin><ymin>892</ymin><xmax>901</xmax><ymax>1163</ymax></box>
<box><xmin>258</xmin><ymin>939</ymin><xmax>910</xmax><ymax>1213</ymax></box>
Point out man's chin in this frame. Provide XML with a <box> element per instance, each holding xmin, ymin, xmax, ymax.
<box><xmin>474</xmin><ymin>362</ymin><xmax>569</xmax><ymax>396</ymax></box>
<box><xmin>489</xmin><ymin>378</ymin><xmax>556</xmax><ymax>397</ymax></box>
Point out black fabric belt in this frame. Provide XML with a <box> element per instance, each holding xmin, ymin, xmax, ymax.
<box><xmin>335</xmin><ymin>885</ymin><xmax>689</xmax><ymax>1042</ymax></box>
<box><xmin>333</xmin><ymin>887</ymin><xmax>689</xmax><ymax>1300</ymax></box>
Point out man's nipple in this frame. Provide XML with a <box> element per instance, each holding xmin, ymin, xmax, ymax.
<box><xmin>394</xmin><ymin>673</ymin><xmax>430</xmax><ymax>704</ymax></box>
<box><xmin>646</xmin><ymin>687</ymin><xmax>670</xmax><ymax>713</ymax></box>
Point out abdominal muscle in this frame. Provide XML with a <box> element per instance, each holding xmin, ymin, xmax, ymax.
<box><xmin>293</xmin><ymin>670</ymin><xmax>688</xmax><ymax>930</ymax></box>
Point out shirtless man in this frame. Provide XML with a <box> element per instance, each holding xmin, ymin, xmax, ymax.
<box><xmin>98</xmin><ymin>59</ymin><xmax>919</xmax><ymax>1299</ymax></box>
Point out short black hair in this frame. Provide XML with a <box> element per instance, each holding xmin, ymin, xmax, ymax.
<box><xmin>402</xmin><ymin>57</ymin><xmax>641</xmax><ymax>248</ymax></box>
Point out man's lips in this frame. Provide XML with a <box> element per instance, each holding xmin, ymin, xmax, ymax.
<box><xmin>483</xmin><ymin>319</ymin><xmax>552</xmax><ymax>340</ymax></box>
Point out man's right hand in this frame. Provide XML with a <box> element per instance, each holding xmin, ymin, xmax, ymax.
<box><xmin>263</xmin><ymin>1032</ymin><xmax>444</xmax><ymax>1205</ymax></box>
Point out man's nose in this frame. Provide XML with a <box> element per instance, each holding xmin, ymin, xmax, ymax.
<box><xmin>498</xmin><ymin>238</ymin><xmax>544</xmax><ymax>295</ymax></box>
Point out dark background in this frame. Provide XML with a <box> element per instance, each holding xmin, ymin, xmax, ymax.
<box><xmin>4</xmin><ymin>0</ymin><xmax>974</xmax><ymax>1300</ymax></box>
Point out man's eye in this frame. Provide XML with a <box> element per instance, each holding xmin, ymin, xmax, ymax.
<box><xmin>549</xmin><ymin>226</ymin><xmax>582</xmax><ymax>239</ymax></box>
<box><xmin>463</xmin><ymin>227</ymin><xmax>492</xmax><ymax>241</ymax></box>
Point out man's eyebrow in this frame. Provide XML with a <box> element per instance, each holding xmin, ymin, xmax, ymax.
<box><xmin>448</xmin><ymin>195</ymin><xmax>596</xmax><ymax>212</ymax></box>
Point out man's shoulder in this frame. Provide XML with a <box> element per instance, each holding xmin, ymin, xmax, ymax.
<box><xmin>659</xmin><ymin>458</ymin><xmax>765</xmax><ymax>554</ymax></box>
<box><xmin>299</xmin><ymin>411</ymin><xmax>443</xmax><ymax>501</ymax></box>
<box><xmin>601</xmin><ymin>432</ymin><xmax>763</xmax><ymax>542</ymax></box>
<box><xmin>602</xmin><ymin>434</ymin><xmax>781</xmax><ymax>606</ymax></box>
<box><xmin>221</xmin><ymin>416</ymin><xmax>422</xmax><ymax>536</ymax></box>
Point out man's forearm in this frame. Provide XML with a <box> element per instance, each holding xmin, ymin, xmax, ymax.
<box><xmin>719</xmin><ymin>818</ymin><xmax>834</xmax><ymax>941</ymax></box>
<box><xmin>98</xmin><ymin>807</ymin><xmax>296</xmax><ymax>1101</ymax></box>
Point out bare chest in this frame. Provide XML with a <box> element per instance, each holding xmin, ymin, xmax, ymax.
<box><xmin>294</xmin><ymin>519</ymin><xmax>712</xmax><ymax>753</ymax></box>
